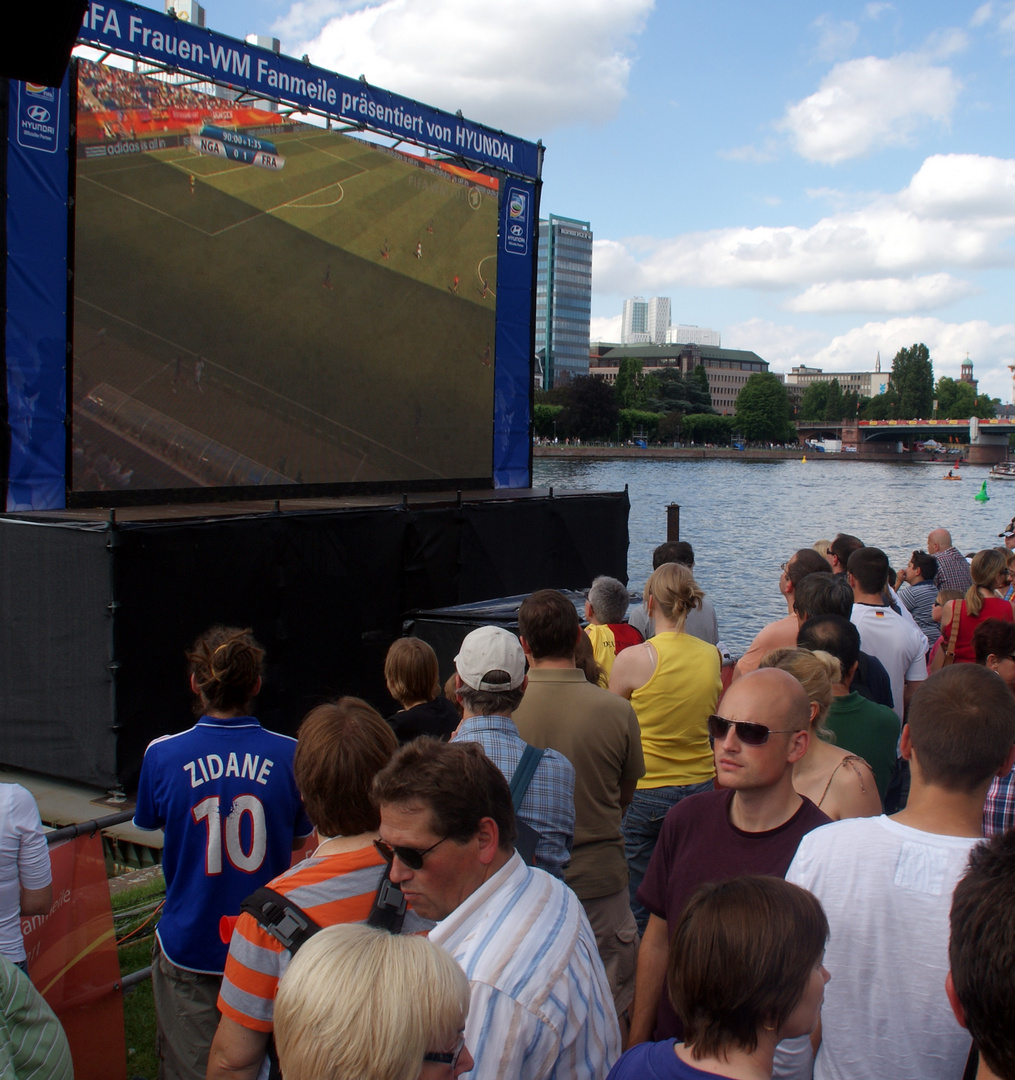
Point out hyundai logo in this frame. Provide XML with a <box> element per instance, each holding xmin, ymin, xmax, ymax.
<box><xmin>27</xmin><ymin>106</ymin><xmax>50</xmax><ymax>123</ymax></box>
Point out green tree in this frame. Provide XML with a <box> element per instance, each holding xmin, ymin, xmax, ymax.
<box><xmin>862</xmin><ymin>390</ymin><xmax>898</xmax><ymax>420</ymax></box>
<box><xmin>799</xmin><ymin>382</ymin><xmax>829</xmax><ymax>421</ymax></box>
<box><xmin>842</xmin><ymin>390</ymin><xmax>862</xmax><ymax>419</ymax></box>
<box><xmin>934</xmin><ymin>377</ymin><xmax>998</xmax><ymax>420</ymax></box>
<box><xmin>734</xmin><ymin>372</ymin><xmax>793</xmax><ymax>442</ymax></box>
<box><xmin>691</xmin><ymin>364</ymin><xmax>712</xmax><ymax>408</ymax></box>
<box><xmin>557</xmin><ymin>375</ymin><xmax>619</xmax><ymax>440</ymax></box>
<box><xmin>891</xmin><ymin>343</ymin><xmax>934</xmax><ymax>418</ymax></box>
<box><xmin>683</xmin><ymin>412</ymin><xmax>734</xmax><ymax>444</ymax></box>
<box><xmin>532</xmin><ymin>403</ymin><xmax>563</xmax><ymax>438</ymax></box>
<box><xmin>643</xmin><ymin>368</ymin><xmax>715</xmax><ymax>415</ymax></box>
<box><xmin>535</xmin><ymin>384</ymin><xmax>568</xmax><ymax>407</ymax></box>
<box><xmin>823</xmin><ymin>378</ymin><xmax>845</xmax><ymax>421</ymax></box>
<box><xmin>658</xmin><ymin>411</ymin><xmax>684</xmax><ymax>442</ymax></box>
<box><xmin>619</xmin><ymin>409</ymin><xmax>660</xmax><ymax>441</ymax></box>
<box><xmin>614</xmin><ymin>357</ymin><xmax>644</xmax><ymax>410</ymax></box>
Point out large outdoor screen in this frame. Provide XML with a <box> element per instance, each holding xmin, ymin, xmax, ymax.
<box><xmin>71</xmin><ymin>59</ymin><xmax>500</xmax><ymax>496</ymax></box>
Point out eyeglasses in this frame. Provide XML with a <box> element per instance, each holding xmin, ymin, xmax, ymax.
<box><xmin>424</xmin><ymin>1033</ymin><xmax>467</xmax><ymax>1067</ymax></box>
<box><xmin>374</xmin><ymin>835</ymin><xmax>449</xmax><ymax>870</ymax></box>
<box><xmin>707</xmin><ymin>714</ymin><xmax>798</xmax><ymax>747</ymax></box>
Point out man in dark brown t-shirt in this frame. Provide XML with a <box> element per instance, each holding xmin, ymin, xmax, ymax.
<box><xmin>628</xmin><ymin>668</ymin><xmax>831</xmax><ymax>1044</ymax></box>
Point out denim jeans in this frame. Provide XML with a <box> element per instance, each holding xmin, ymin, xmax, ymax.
<box><xmin>622</xmin><ymin>780</ymin><xmax>715</xmax><ymax>933</ymax></box>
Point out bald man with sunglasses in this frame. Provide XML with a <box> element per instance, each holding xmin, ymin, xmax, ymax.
<box><xmin>628</xmin><ymin>668</ymin><xmax>831</xmax><ymax>1046</ymax></box>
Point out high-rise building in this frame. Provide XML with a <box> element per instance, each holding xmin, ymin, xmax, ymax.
<box><xmin>167</xmin><ymin>0</ymin><xmax>205</xmax><ymax>25</ymax></box>
<box><xmin>647</xmin><ymin>297</ymin><xmax>670</xmax><ymax>344</ymax></box>
<box><xmin>667</xmin><ymin>324</ymin><xmax>721</xmax><ymax>347</ymax></box>
<box><xmin>536</xmin><ymin>215</ymin><xmax>593</xmax><ymax>387</ymax></box>
<box><xmin>622</xmin><ymin>297</ymin><xmax>648</xmax><ymax>344</ymax></box>
<box><xmin>622</xmin><ymin>296</ymin><xmax>671</xmax><ymax>345</ymax></box>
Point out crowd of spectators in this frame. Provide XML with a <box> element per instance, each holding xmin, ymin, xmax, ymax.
<box><xmin>5</xmin><ymin>521</ymin><xmax>1015</xmax><ymax>1080</ymax></box>
<box><xmin>79</xmin><ymin>59</ymin><xmax>211</xmax><ymax>117</ymax></box>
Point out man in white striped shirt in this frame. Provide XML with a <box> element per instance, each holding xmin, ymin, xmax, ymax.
<box><xmin>372</xmin><ymin>739</ymin><xmax>621</xmax><ymax>1080</ymax></box>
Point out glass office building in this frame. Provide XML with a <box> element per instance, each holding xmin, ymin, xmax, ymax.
<box><xmin>535</xmin><ymin>214</ymin><xmax>592</xmax><ymax>388</ymax></box>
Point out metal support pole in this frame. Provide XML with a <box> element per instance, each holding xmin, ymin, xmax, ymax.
<box><xmin>667</xmin><ymin>503</ymin><xmax>680</xmax><ymax>541</ymax></box>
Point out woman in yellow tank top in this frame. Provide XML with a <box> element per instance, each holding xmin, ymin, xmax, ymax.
<box><xmin>610</xmin><ymin>562</ymin><xmax>722</xmax><ymax>930</ymax></box>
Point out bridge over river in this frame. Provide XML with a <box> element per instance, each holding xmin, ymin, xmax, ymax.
<box><xmin>796</xmin><ymin>417</ymin><xmax>1014</xmax><ymax>463</ymax></box>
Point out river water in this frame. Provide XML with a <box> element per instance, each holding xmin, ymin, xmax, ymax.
<box><xmin>532</xmin><ymin>456</ymin><xmax>1012</xmax><ymax>655</ymax></box>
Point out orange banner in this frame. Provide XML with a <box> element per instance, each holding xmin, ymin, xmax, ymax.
<box><xmin>22</xmin><ymin>834</ymin><xmax>126</xmax><ymax>1080</ymax></box>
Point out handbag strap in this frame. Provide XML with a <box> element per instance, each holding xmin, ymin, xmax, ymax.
<box><xmin>509</xmin><ymin>744</ymin><xmax>544</xmax><ymax>809</ymax></box>
<box><xmin>944</xmin><ymin>601</ymin><xmax>962</xmax><ymax>659</ymax></box>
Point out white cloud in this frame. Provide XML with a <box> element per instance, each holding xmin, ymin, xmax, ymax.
<box><xmin>592</xmin><ymin>239</ymin><xmax>647</xmax><ymax>295</ymax></box>
<box><xmin>865</xmin><ymin>3</ymin><xmax>893</xmax><ymax>19</ymax></box>
<box><xmin>1000</xmin><ymin>2</ymin><xmax>1015</xmax><ymax>49</ymax></box>
<box><xmin>781</xmin><ymin>53</ymin><xmax>960</xmax><ymax>163</ymax></box>
<box><xmin>971</xmin><ymin>3</ymin><xmax>993</xmax><ymax>27</ymax></box>
<box><xmin>902</xmin><ymin>153</ymin><xmax>1015</xmax><ymax>220</ymax></box>
<box><xmin>785</xmin><ymin>274</ymin><xmax>976</xmax><ymax>314</ymax></box>
<box><xmin>811</xmin><ymin>15</ymin><xmax>859</xmax><ymax>62</ymax></box>
<box><xmin>806</xmin><ymin>318</ymin><xmax>1015</xmax><ymax>398</ymax></box>
<box><xmin>719</xmin><ymin>140</ymin><xmax>779</xmax><ymax>163</ymax></box>
<box><xmin>280</xmin><ymin>0</ymin><xmax>654</xmax><ymax>135</ymax></box>
<box><xmin>723</xmin><ymin>317</ymin><xmax>1015</xmax><ymax>400</ymax></box>
<box><xmin>592</xmin><ymin>154</ymin><xmax>1015</xmax><ymax>312</ymax></box>
<box><xmin>274</xmin><ymin>0</ymin><xmax>360</xmax><ymax>41</ymax></box>
<box><xmin>923</xmin><ymin>28</ymin><xmax>969</xmax><ymax>59</ymax></box>
<box><xmin>590</xmin><ymin>315</ymin><xmax>623</xmax><ymax>343</ymax></box>
<box><xmin>724</xmin><ymin>318</ymin><xmax>826</xmax><ymax>368</ymax></box>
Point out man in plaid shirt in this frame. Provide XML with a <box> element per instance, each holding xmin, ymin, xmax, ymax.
<box><xmin>450</xmin><ymin>625</ymin><xmax>575</xmax><ymax>877</ymax></box>
<box><xmin>984</xmin><ymin>768</ymin><xmax>1014</xmax><ymax>836</ymax></box>
<box><xmin>927</xmin><ymin>528</ymin><xmax>973</xmax><ymax>591</ymax></box>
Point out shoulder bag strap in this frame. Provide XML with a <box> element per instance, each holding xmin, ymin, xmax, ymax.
<box><xmin>509</xmin><ymin>743</ymin><xmax>544</xmax><ymax>809</ymax></box>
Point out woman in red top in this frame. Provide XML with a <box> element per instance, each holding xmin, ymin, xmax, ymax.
<box><xmin>940</xmin><ymin>548</ymin><xmax>1014</xmax><ymax>663</ymax></box>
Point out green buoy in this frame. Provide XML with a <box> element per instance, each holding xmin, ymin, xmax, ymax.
<box><xmin>975</xmin><ymin>480</ymin><xmax>990</xmax><ymax>502</ymax></box>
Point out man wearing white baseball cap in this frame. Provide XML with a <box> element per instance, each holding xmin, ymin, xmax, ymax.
<box><xmin>451</xmin><ymin>625</ymin><xmax>575</xmax><ymax>877</ymax></box>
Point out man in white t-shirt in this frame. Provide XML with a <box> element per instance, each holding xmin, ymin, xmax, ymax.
<box><xmin>847</xmin><ymin>546</ymin><xmax>927</xmax><ymax>723</ymax></box>
<box><xmin>778</xmin><ymin>665</ymin><xmax>1015</xmax><ymax>1080</ymax></box>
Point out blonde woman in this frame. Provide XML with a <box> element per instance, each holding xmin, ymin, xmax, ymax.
<box><xmin>275</xmin><ymin>923</ymin><xmax>473</xmax><ymax>1080</ymax></box>
<box><xmin>761</xmin><ymin>648</ymin><xmax>882</xmax><ymax>819</ymax></box>
<box><xmin>610</xmin><ymin>562</ymin><xmax>721</xmax><ymax>929</ymax></box>
<box><xmin>939</xmin><ymin>548</ymin><xmax>1014</xmax><ymax>664</ymax></box>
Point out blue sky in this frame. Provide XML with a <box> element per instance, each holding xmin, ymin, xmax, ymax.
<box><xmin>125</xmin><ymin>0</ymin><xmax>1015</xmax><ymax>400</ymax></box>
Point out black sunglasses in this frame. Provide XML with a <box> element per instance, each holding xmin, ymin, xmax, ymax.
<box><xmin>424</xmin><ymin>1033</ymin><xmax>466</xmax><ymax>1067</ymax></box>
<box><xmin>707</xmin><ymin>713</ymin><xmax>798</xmax><ymax>747</ymax></box>
<box><xmin>374</xmin><ymin>835</ymin><xmax>448</xmax><ymax>870</ymax></box>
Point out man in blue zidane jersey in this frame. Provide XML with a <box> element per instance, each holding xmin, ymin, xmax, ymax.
<box><xmin>372</xmin><ymin>738</ymin><xmax>620</xmax><ymax>1080</ymax></box>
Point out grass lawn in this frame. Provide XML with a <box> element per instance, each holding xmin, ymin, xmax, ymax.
<box><xmin>113</xmin><ymin>876</ymin><xmax>164</xmax><ymax>1079</ymax></box>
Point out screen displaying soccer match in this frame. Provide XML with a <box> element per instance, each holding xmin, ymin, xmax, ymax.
<box><xmin>71</xmin><ymin>59</ymin><xmax>499</xmax><ymax>495</ymax></box>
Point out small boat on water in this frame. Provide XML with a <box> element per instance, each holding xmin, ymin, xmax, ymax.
<box><xmin>989</xmin><ymin>461</ymin><xmax>1015</xmax><ymax>481</ymax></box>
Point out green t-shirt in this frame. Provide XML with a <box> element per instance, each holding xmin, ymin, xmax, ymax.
<box><xmin>826</xmin><ymin>691</ymin><xmax>901</xmax><ymax>806</ymax></box>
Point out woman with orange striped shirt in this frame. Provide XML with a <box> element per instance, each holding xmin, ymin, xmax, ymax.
<box><xmin>207</xmin><ymin>698</ymin><xmax>427</xmax><ymax>1080</ymax></box>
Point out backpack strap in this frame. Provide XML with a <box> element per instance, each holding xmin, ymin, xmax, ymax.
<box><xmin>509</xmin><ymin>743</ymin><xmax>544</xmax><ymax>809</ymax></box>
<box><xmin>240</xmin><ymin>886</ymin><xmax>321</xmax><ymax>956</ymax></box>
<box><xmin>366</xmin><ymin>864</ymin><xmax>407</xmax><ymax>934</ymax></box>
